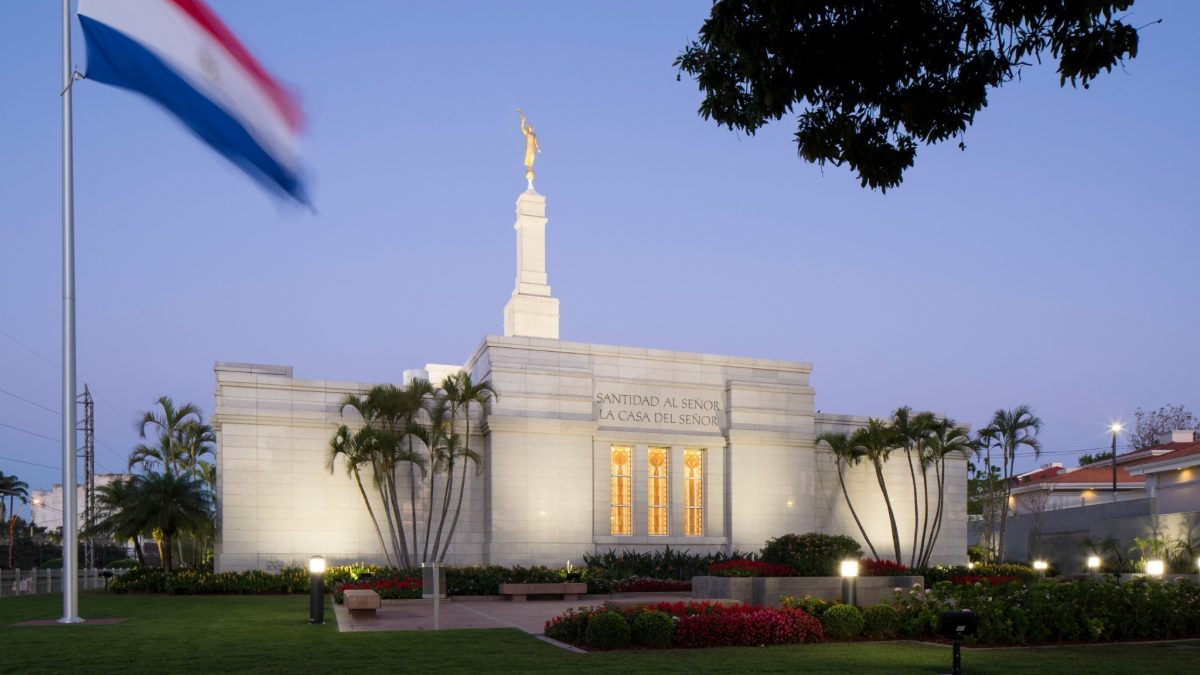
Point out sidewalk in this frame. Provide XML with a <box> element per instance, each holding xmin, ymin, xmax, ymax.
<box><xmin>331</xmin><ymin>593</ymin><xmax>698</xmax><ymax>634</ymax></box>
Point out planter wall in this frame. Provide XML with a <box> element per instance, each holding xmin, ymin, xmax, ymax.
<box><xmin>693</xmin><ymin>575</ymin><xmax>924</xmax><ymax>608</ymax></box>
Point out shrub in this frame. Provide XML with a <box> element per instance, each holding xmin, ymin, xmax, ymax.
<box><xmin>545</xmin><ymin>606</ymin><xmax>598</xmax><ymax>644</ymax></box>
<box><xmin>334</xmin><ymin>577</ymin><xmax>421</xmax><ymax>603</ymax></box>
<box><xmin>949</xmin><ymin>574</ymin><xmax>1017</xmax><ymax>586</ymax></box>
<box><xmin>614</xmin><ymin>577</ymin><xmax>691</xmax><ymax>593</ymax></box>
<box><xmin>673</xmin><ymin>606</ymin><xmax>823</xmax><ymax>647</ymax></box>
<box><xmin>862</xmin><ymin>604</ymin><xmax>900</xmax><ymax>639</ymax></box>
<box><xmin>915</xmin><ymin>563</ymin><xmax>1036</xmax><ymax>585</ymax></box>
<box><xmin>41</xmin><ymin>558</ymin><xmax>63</xmax><ymax>569</ymax></box>
<box><xmin>583</xmin><ymin>546</ymin><xmax>756</xmax><ymax>581</ymax></box>
<box><xmin>105</xmin><ymin>559</ymin><xmax>140</xmax><ymax>569</ymax></box>
<box><xmin>821</xmin><ymin>604</ymin><xmax>865</xmax><ymax>639</ymax></box>
<box><xmin>707</xmin><ymin>559</ymin><xmax>795</xmax><ymax>577</ymax></box>
<box><xmin>585</xmin><ymin>611</ymin><xmax>632</xmax><ymax>649</ymax></box>
<box><xmin>760</xmin><ymin>533</ymin><xmax>863</xmax><ymax>577</ymax></box>
<box><xmin>780</xmin><ymin>594</ymin><xmax>839</xmax><ymax>618</ymax></box>
<box><xmin>631</xmin><ymin>610</ymin><xmax>675</xmax><ymax>648</ymax></box>
<box><xmin>861</xmin><ymin>558</ymin><xmax>909</xmax><ymax>576</ymax></box>
<box><xmin>892</xmin><ymin>578</ymin><xmax>1200</xmax><ymax>645</ymax></box>
<box><xmin>109</xmin><ymin>567</ymin><xmax>169</xmax><ymax>594</ymax></box>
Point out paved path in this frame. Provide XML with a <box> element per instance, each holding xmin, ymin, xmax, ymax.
<box><xmin>331</xmin><ymin>594</ymin><xmax>695</xmax><ymax>634</ymax></box>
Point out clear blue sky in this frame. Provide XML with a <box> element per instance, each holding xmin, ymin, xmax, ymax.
<box><xmin>2</xmin><ymin>1</ymin><xmax>1197</xmax><ymax>491</ymax></box>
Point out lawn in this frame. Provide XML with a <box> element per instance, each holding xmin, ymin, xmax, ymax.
<box><xmin>1</xmin><ymin>593</ymin><xmax>1197</xmax><ymax>673</ymax></box>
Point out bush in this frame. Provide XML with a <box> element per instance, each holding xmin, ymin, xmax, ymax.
<box><xmin>915</xmin><ymin>563</ymin><xmax>1036</xmax><ymax>585</ymax></box>
<box><xmin>41</xmin><ymin>558</ymin><xmax>63</xmax><ymax>569</ymax></box>
<box><xmin>707</xmin><ymin>560</ymin><xmax>795</xmax><ymax>577</ymax></box>
<box><xmin>334</xmin><ymin>577</ymin><xmax>421</xmax><ymax>603</ymax></box>
<box><xmin>760</xmin><ymin>533</ymin><xmax>863</xmax><ymax>577</ymax></box>
<box><xmin>106</xmin><ymin>559</ymin><xmax>140</xmax><ymax>569</ymax></box>
<box><xmin>585</xmin><ymin>611</ymin><xmax>632</xmax><ymax>649</ymax></box>
<box><xmin>821</xmin><ymin>604</ymin><xmax>865</xmax><ymax>639</ymax></box>
<box><xmin>862</xmin><ymin>604</ymin><xmax>900</xmax><ymax>639</ymax></box>
<box><xmin>109</xmin><ymin>567</ymin><xmax>169</xmax><ymax>594</ymax></box>
<box><xmin>893</xmin><ymin>577</ymin><xmax>1200</xmax><ymax>645</ymax></box>
<box><xmin>631</xmin><ymin>610</ymin><xmax>675</xmax><ymax>648</ymax></box>
<box><xmin>781</xmin><ymin>594</ymin><xmax>839</xmax><ymax>618</ymax></box>
<box><xmin>583</xmin><ymin>546</ymin><xmax>756</xmax><ymax>581</ymax></box>
<box><xmin>545</xmin><ymin>607</ymin><xmax>598</xmax><ymax>644</ymax></box>
<box><xmin>614</xmin><ymin>577</ymin><xmax>691</xmax><ymax>593</ymax></box>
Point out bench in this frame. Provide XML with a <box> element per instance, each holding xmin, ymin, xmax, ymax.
<box><xmin>498</xmin><ymin>582</ymin><xmax>587</xmax><ymax>601</ymax></box>
<box><xmin>344</xmin><ymin>589</ymin><xmax>382</xmax><ymax>613</ymax></box>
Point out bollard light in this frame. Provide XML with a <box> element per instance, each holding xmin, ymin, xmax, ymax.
<box><xmin>308</xmin><ymin>555</ymin><xmax>326</xmax><ymax>624</ymax></box>
<box><xmin>1146</xmin><ymin>559</ymin><xmax>1164</xmax><ymax>577</ymax></box>
<box><xmin>1087</xmin><ymin>556</ymin><xmax>1101</xmax><ymax>572</ymax></box>
<box><xmin>840</xmin><ymin>559</ymin><xmax>859</xmax><ymax>607</ymax></box>
<box><xmin>1033</xmin><ymin>560</ymin><xmax>1048</xmax><ymax>578</ymax></box>
<box><xmin>967</xmin><ymin>562</ymin><xmax>975</xmax><ymax>570</ymax></box>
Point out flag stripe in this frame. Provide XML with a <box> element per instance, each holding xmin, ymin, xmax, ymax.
<box><xmin>79</xmin><ymin>15</ymin><xmax>305</xmax><ymax>200</ymax></box>
<box><xmin>166</xmin><ymin>0</ymin><xmax>303</xmax><ymax>132</ymax></box>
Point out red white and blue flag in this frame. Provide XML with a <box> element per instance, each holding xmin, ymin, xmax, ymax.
<box><xmin>77</xmin><ymin>0</ymin><xmax>308</xmax><ymax>202</ymax></box>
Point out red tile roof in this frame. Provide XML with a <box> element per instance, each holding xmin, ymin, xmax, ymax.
<box><xmin>1020</xmin><ymin>464</ymin><xmax>1144</xmax><ymax>486</ymax></box>
<box><xmin>1126</xmin><ymin>441</ymin><xmax>1200</xmax><ymax>469</ymax></box>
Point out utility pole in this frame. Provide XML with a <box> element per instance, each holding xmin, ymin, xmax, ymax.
<box><xmin>79</xmin><ymin>384</ymin><xmax>95</xmax><ymax>569</ymax></box>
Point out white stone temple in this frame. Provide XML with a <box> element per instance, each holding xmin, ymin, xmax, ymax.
<box><xmin>212</xmin><ymin>174</ymin><xmax>967</xmax><ymax>572</ymax></box>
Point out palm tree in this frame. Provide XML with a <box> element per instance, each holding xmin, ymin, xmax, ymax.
<box><xmin>981</xmin><ymin>405</ymin><xmax>1042</xmax><ymax>562</ymax></box>
<box><xmin>816</xmin><ymin>432</ymin><xmax>878</xmax><ymax>559</ymax></box>
<box><xmin>851</xmin><ymin>418</ymin><xmax>903</xmax><ymax>563</ymax></box>
<box><xmin>2</xmin><ymin>471</ymin><xmax>30</xmax><ymax>569</ymax></box>
<box><xmin>891</xmin><ymin>407</ymin><xmax>936</xmax><ymax>567</ymax></box>
<box><xmin>438</xmin><ymin>372</ymin><xmax>495</xmax><ymax>562</ymax></box>
<box><xmin>919</xmin><ymin>420</ymin><xmax>974</xmax><ymax>567</ymax></box>
<box><xmin>130</xmin><ymin>396</ymin><xmax>204</xmax><ymax>474</ymax></box>
<box><xmin>123</xmin><ymin>472</ymin><xmax>212</xmax><ymax>573</ymax></box>
<box><xmin>418</xmin><ymin>393</ymin><xmax>451</xmax><ymax>563</ymax></box>
<box><xmin>341</xmin><ymin>391</ymin><xmax>411</xmax><ymax>568</ymax></box>
<box><xmin>178</xmin><ymin>420</ymin><xmax>216</xmax><ymax>481</ymax></box>
<box><xmin>327</xmin><ymin>424</ymin><xmax>394</xmax><ymax>568</ymax></box>
<box><xmin>90</xmin><ymin>477</ymin><xmax>148</xmax><ymax>567</ymax></box>
<box><xmin>398</xmin><ymin>379</ymin><xmax>434</xmax><ymax>563</ymax></box>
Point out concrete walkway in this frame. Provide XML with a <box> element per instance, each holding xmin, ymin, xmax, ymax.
<box><xmin>331</xmin><ymin>594</ymin><xmax>696</xmax><ymax>634</ymax></box>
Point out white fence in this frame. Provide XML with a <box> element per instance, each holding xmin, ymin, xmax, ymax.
<box><xmin>0</xmin><ymin>568</ymin><xmax>133</xmax><ymax>597</ymax></box>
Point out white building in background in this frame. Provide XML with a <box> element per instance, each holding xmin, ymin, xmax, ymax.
<box><xmin>212</xmin><ymin>176</ymin><xmax>968</xmax><ymax>572</ymax></box>
<box><xmin>30</xmin><ymin>473</ymin><xmax>128</xmax><ymax>531</ymax></box>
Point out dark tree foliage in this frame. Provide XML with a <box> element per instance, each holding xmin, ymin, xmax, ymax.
<box><xmin>675</xmin><ymin>1</ymin><xmax>1145</xmax><ymax>190</ymax></box>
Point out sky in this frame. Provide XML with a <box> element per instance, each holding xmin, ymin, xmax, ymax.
<box><xmin>1</xmin><ymin>1</ymin><xmax>1197</xmax><ymax>492</ymax></box>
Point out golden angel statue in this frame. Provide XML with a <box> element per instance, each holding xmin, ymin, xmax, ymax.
<box><xmin>517</xmin><ymin>108</ymin><xmax>540</xmax><ymax>184</ymax></box>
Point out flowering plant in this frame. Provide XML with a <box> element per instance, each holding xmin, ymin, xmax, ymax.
<box><xmin>707</xmin><ymin>559</ymin><xmax>796</xmax><ymax>577</ymax></box>
<box><xmin>334</xmin><ymin>577</ymin><xmax>421</xmax><ymax>602</ymax></box>
<box><xmin>860</xmin><ymin>558</ymin><xmax>909</xmax><ymax>576</ymax></box>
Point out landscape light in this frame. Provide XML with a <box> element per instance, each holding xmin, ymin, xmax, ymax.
<box><xmin>1146</xmin><ymin>559</ymin><xmax>1164</xmax><ymax>577</ymax></box>
<box><xmin>1087</xmin><ymin>556</ymin><xmax>1101</xmax><ymax>571</ymax></box>
<box><xmin>967</xmin><ymin>562</ymin><xmax>975</xmax><ymax>570</ymax></box>
<box><xmin>309</xmin><ymin>555</ymin><xmax>326</xmax><ymax>624</ymax></box>
<box><xmin>1033</xmin><ymin>560</ymin><xmax>1048</xmax><ymax>577</ymax></box>
<box><xmin>840</xmin><ymin>560</ymin><xmax>858</xmax><ymax>607</ymax></box>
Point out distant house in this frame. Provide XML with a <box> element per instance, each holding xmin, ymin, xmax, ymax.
<box><xmin>1125</xmin><ymin>430</ymin><xmax>1200</xmax><ymax>515</ymax></box>
<box><xmin>1008</xmin><ymin>431</ymin><xmax>1199</xmax><ymax>515</ymax></box>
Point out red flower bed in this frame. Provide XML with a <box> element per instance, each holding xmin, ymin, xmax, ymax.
<box><xmin>614</xmin><ymin>578</ymin><xmax>692</xmax><ymax>593</ymax></box>
<box><xmin>949</xmin><ymin>574</ymin><xmax>1018</xmax><ymax>586</ymax></box>
<box><xmin>707</xmin><ymin>559</ymin><xmax>796</xmax><ymax>577</ymax></box>
<box><xmin>673</xmin><ymin>605</ymin><xmax>823</xmax><ymax>647</ymax></box>
<box><xmin>335</xmin><ymin>577</ymin><xmax>421</xmax><ymax>601</ymax></box>
<box><xmin>860</xmin><ymin>558</ymin><xmax>909</xmax><ymax>576</ymax></box>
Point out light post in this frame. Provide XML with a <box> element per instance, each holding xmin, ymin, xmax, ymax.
<box><xmin>1145</xmin><ymin>559</ymin><xmax>1164</xmax><ymax>579</ymax></box>
<box><xmin>1033</xmin><ymin>560</ymin><xmax>1048</xmax><ymax>579</ymax></box>
<box><xmin>1087</xmin><ymin>555</ymin><xmax>1101</xmax><ymax>579</ymax></box>
<box><xmin>1109</xmin><ymin>423</ymin><xmax>1123</xmax><ymax>501</ymax></box>
<box><xmin>308</xmin><ymin>556</ymin><xmax>325</xmax><ymax>624</ymax></box>
<box><xmin>840</xmin><ymin>559</ymin><xmax>859</xmax><ymax>607</ymax></box>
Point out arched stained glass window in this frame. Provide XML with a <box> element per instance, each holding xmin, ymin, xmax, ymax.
<box><xmin>648</xmin><ymin>447</ymin><xmax>669</xmax><ymax>536</ymax></box>
<box><xmin>610</xmin><ymin>445</ymin><xmax>632</xmax><ymax>535</ymax></box>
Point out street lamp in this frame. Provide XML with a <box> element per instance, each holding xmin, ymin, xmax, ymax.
<box><xmin>840</xmin><ymin>559</ymin><xmax>859</xmax><ymax>606</ymax></box>
<box><xmin>308</xmin><ymin>556</ymin><xmax>326</xmax><ymax>624</ymax></box>
<box><xmin>1109</xmin><ymin>423</ymin><xmax>1123</xmax><ymax>501</ymax></box>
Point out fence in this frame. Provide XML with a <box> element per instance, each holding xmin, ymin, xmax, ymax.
<box><xmin>0</xmin><ymin>568</ymin><xmax>133</xmax><ymax>598</ymax></box>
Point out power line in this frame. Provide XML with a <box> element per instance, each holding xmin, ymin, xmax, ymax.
<box><xmin>0</xmin><ymin>420</ymin><xmax>59</xmax><ymax>443</ymax></box>
<box><xmin>0</xmin><ymin>420</ymin><xmax>119</xmax><ymax>474</ymax></box>
<box><xmin>0</xmin><ymin>385</ymin><xmax>59</xmax><ymax>415</ymax></box>
<box><xmin>0</xmin><ymin>454</ymin><xmax>59</xmax><ymax>471</ymax></box>
<box><xmin>0</xmin><ymin>328</ymin><xmax>59</xmax><ymax>370</ymax></box>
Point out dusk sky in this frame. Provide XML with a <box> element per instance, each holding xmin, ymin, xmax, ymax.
<box><xmin>2</xmin><ymin>1</ymin><xmax>1197</xmax><ymax>492</ymax></box>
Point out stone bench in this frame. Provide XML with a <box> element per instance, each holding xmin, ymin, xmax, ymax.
<box><xmin>498</xmin><ymin>582</ymin><xmax>586</xmax><ymax>601</ymax></box>
<box><xmin>344</xmin><ymin>589</ymin><xmax>382</xmax><ymax>613</ymax></box>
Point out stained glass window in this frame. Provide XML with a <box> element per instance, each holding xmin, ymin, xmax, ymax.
<box><xmin>684</xmin><ymin>449</ymin><xmax>703</xmax><ymax>536</ymax></box>
<box><xmin>648</xmin><ymin>447</ymin><xmax>669</xmax><ymax>536</ymax></box>
<box><xmin>610</xmin><ymin>445</ymin><xmax>632</xmax><ymax>535</ymax></box>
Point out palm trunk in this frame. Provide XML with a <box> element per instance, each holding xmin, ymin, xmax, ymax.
<box><xmin>354</xmin><ymin>468</ymin><xmax>393</xmax><ymax>568</ymax></box>
<box><xmin>904</xmin><ymin>449</ymin><xmax>920</xmax><ymax>567</ymax></box>
<box><xmin>440</xmin><ymin>418</ymin><xmax>472</xmax><ymax>563</ymax></box>
<box><xmin>917</xmin><ymin>459</ymin><xmax>931</xmax><ymax>567</ymax></box>
<box><xmin>927</xmin><ymin>456</ymin><xmax>949</xmax><ymax>566</ymax></box>
<box><xmin>431</xmin><ymin>461</ymin><xmax>454</xmax><ymax>562</ymax></box>
<box><xmin>162</xmin><ymin>532</ymin><xmax>174</xmax><ymax>573</ymax></box>
<box><xmin>7</xmin><ymin>517</ymin><xmax>17</xmax><ymax>569</ymax></box>
<box><xmin>133</xmin><ymin>536</ymin><xmax>146</xmax><ymax>566</ymax></box>
<box><xmin>409</xmin><ymin>436</ymin><xmax>419</xmax><ymax>564</ymax></box>
<box><xmin>837</xmin><ymin>462</ymin><xmax>878</xmax><ymax>559</ymax></box>
<box><xmin>384</xmin><ymin>470</ymin><xmax>411</xmax><ymax>568</ymax></box>
<box><xmin>377</xmin><ymin>482</ymin><xmax>403</xmax><ymax>567</ymax></box>
<box><xmin>873</xmin><ymin>460</ymin><xmax>903</xmax><ymax>564</ymax></box>
<box><xmin>997</xmin><ymin>447</ymin><xmax>1013</xmax><ymax>562</ymax></box>
<box><xmin>920</xmin><ymin>458</ymin><xmax>943</xmax><ymax>567</ymax></box>
<box><xmin>423</xmin><ymin>447</ymin><xmax>437</xmax><ymax>564</ymax></box>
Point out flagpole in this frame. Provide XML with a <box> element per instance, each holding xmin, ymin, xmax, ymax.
<box><xmin>60</xmin><ymin>0</ymin><xmax>82</xmax><ymax>624</ymax></box>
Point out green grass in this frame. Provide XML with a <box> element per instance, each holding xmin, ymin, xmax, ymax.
<box><xmin>1</xmin><ymin>593</ymin><xmax>1198</xmax><ymax>673</ymax></box>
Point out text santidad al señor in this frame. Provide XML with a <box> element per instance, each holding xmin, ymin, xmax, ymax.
<box><xmin>595</xmin><ymin>392</ymin><xmax>722</xmax><ymax>427</ymax></box>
